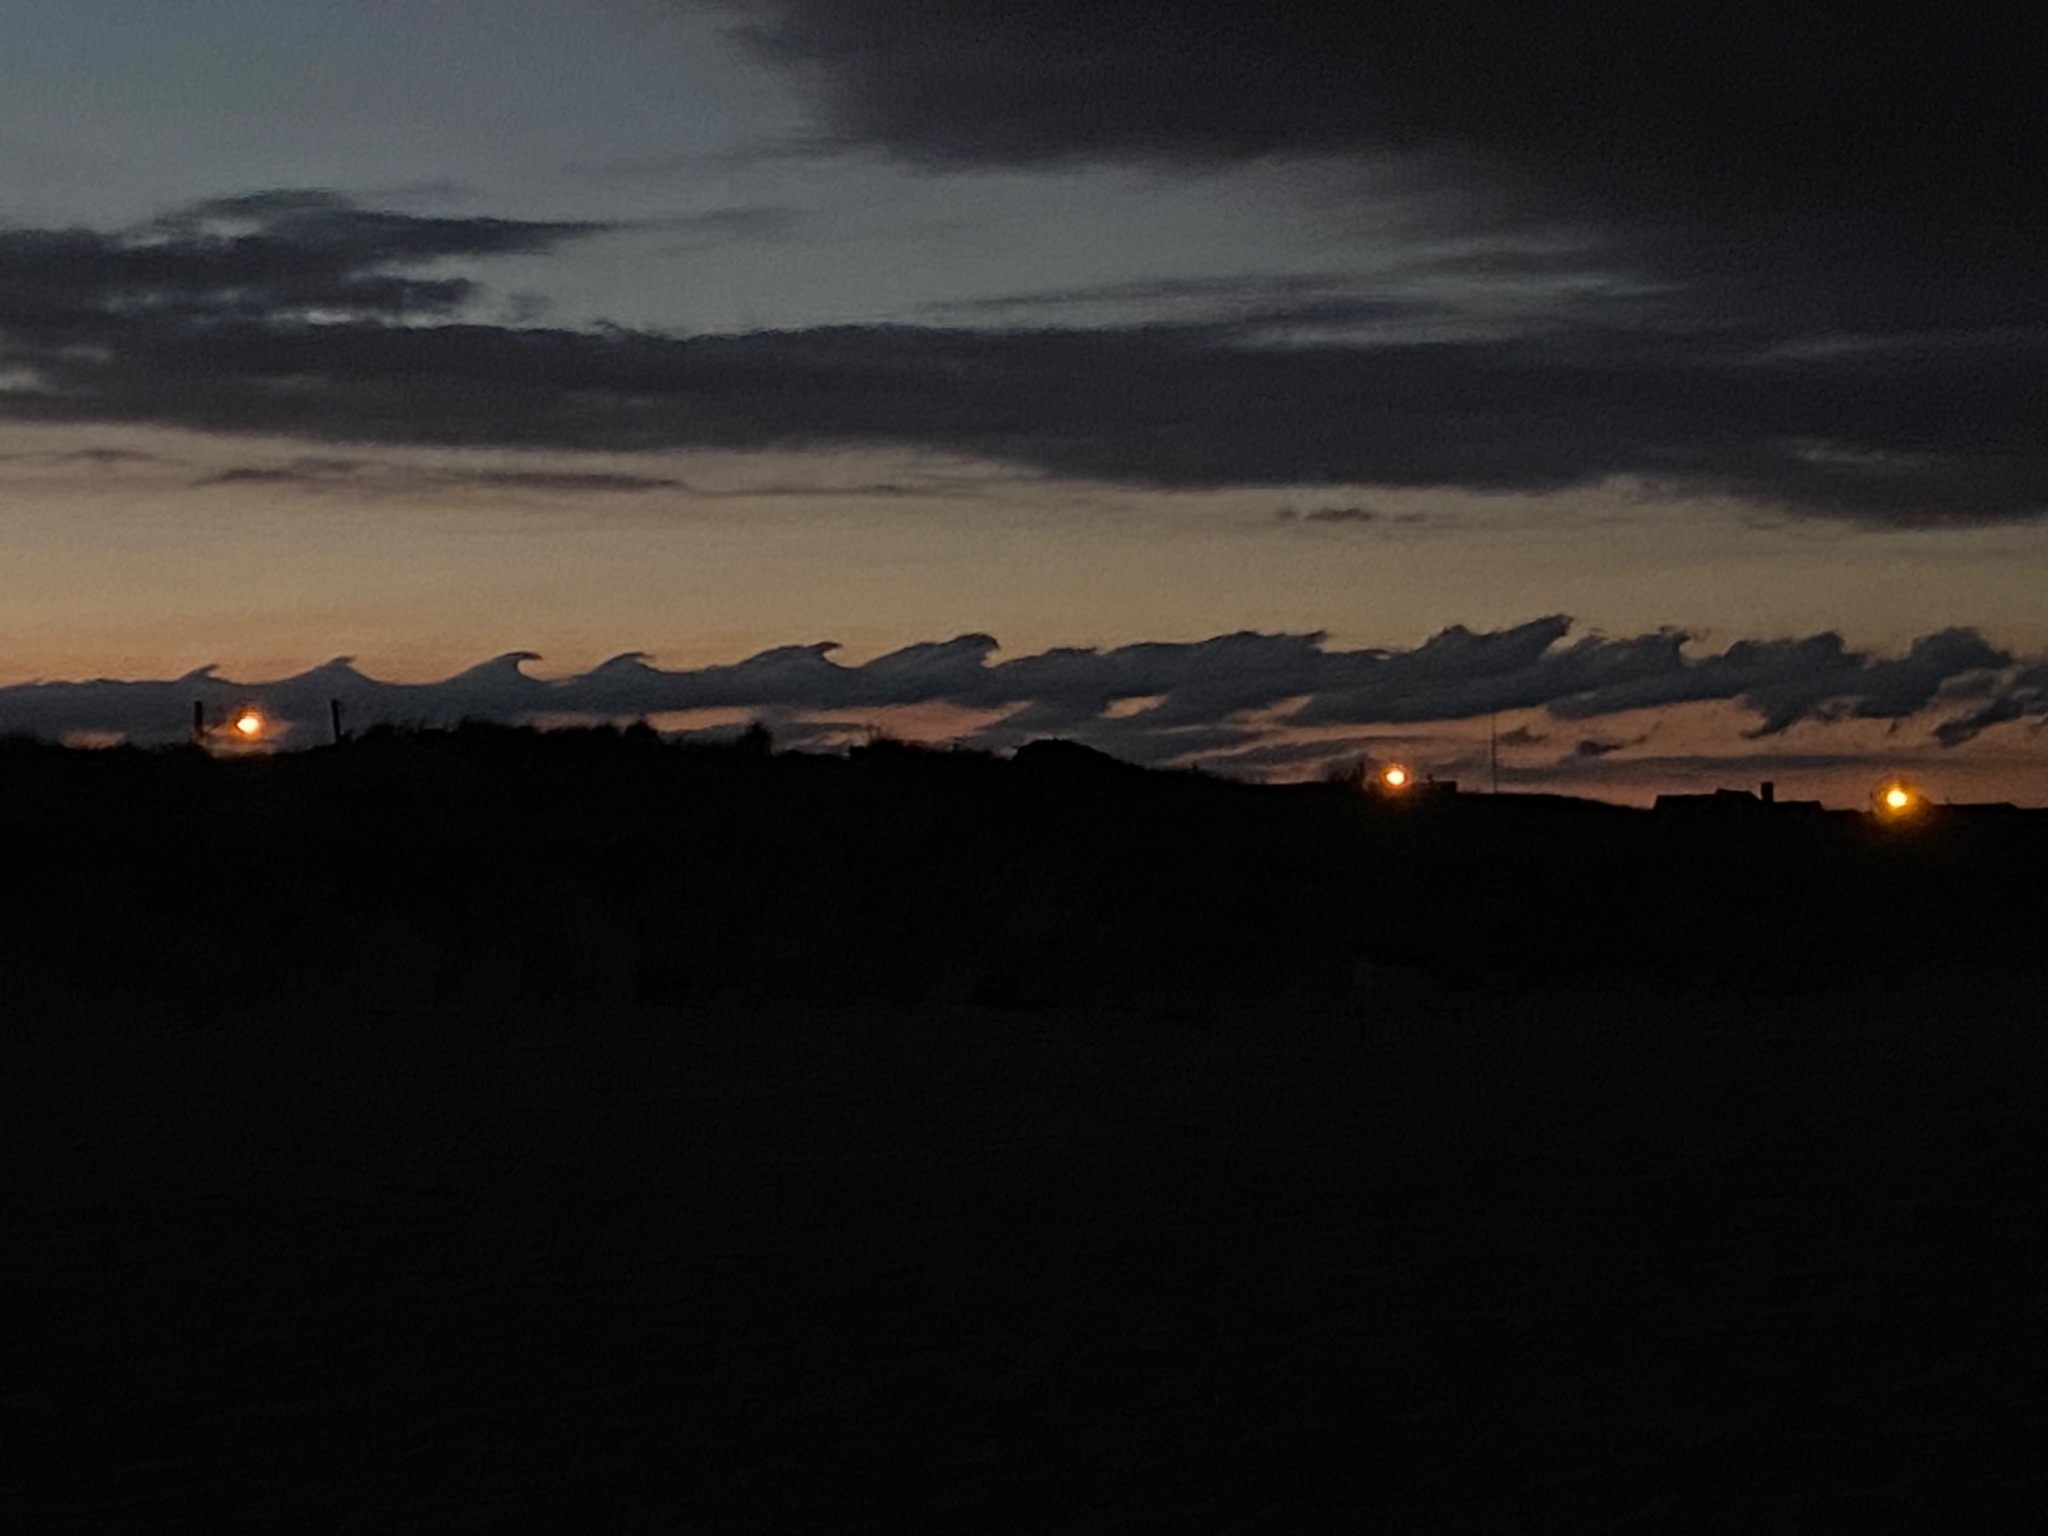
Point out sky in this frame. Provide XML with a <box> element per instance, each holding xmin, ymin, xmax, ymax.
<box><xmin>2</xmin><ymin>1</ymin><xmax>2044</xmax><ymax>802</ymax></box>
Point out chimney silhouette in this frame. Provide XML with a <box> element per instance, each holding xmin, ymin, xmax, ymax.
<box><xmin>1760</xmin><ymin>780</ymin><xmax>1775</xmax><ymax>805</ymax></box>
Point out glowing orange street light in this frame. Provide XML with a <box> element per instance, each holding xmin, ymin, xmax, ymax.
<box><xmin>1379</xmin><ymin>764</ymin><xmax>1410</xmax><ymax>791</ymax></box>
<box><xmin>234</xmin><ymin>710</ymin><xmax>264</xmax><ymax>738</ymax></box>
<box><xmin>1875</xmin><ymin>779</ymin><xmax>1920</xmax><ymax>817</ymax></box>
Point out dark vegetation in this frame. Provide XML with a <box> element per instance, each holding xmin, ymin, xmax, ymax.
<box><xmin>3</xmin><ymin>726</ymin><xmax>2043</xmax><ymax>1531</ymax></box>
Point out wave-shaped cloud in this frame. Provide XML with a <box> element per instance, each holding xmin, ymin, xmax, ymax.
<box><xmin>5</xmin><ymin>621</ymin><xmax>2038</xmax><ymax>765</ymax></box>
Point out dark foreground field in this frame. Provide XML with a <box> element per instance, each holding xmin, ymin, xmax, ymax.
<box><xmin>3</xmin><ymin>730</ymin><xmax>2044</xmax><ymax>1530</ymax></box>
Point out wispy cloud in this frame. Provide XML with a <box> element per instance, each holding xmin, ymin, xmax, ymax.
<box><xmin>1275</xmin><ymin>505</ymin><xmax>1380</xmax><ymax>525</ymax></box>
<box><xmin>0</xmin><ymin>189</ymin><xmax>612</xmax><ymax>331</ymax></box>
<box><xmin>645</xmin><ymin>205</ymin><xmax>813</xmax><ymax>246</ymax></box>
<box><xmin>192</xmin><ymin>457</ymin><xmax>681</xmax><ymax>495</ymax></box>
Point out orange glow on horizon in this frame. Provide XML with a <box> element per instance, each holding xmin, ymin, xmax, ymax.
<box><xmin>234</xmin><ymin>711</ymin><xmax>263</xmax><ymax>738</ymax></box>
<box><xmin>1380</xmin><ymin>765</ymin><xmax>1410</xmax><ymax>789</ymax></box>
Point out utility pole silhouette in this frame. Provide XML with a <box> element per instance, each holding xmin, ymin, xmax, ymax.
<box><xmin>330</xmin><ymin>698</ymin><xmax>346</xmax><ymax>745</ymax></box>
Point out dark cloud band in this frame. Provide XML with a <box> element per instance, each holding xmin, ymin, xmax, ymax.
<box><xmin>2</xmin><ymin>190</ymin><xmax>2042</xmax><ymax>522</ymax></box>
<box><xmin>698</xmin><ymin>2</ymin><xmax>2044</xmax><ymax>249</ymax></box>
<box><xmin>665</xmin><ymin>4</ymin><xmax>2047</xmax><ymax>523</ymax></box>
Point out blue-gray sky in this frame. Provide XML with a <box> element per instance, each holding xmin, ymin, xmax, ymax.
<box><xmin>3</xmin><ymin>1</ymin><xmax>2044</xmax><ymax>801</ymax></box>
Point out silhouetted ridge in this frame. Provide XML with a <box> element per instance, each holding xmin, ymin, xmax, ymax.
<box><xmin>1010</xmin><ymin>737</ymin><xmax>1150</xmax><ymax>777</ymax></box>
<box><xmin>0</xmin><ymin>723</ymin><xmax>2040</xmax><ymax>1016</ymax></box>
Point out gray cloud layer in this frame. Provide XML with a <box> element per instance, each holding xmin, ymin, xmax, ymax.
<box><xmin>680</xmin><ymin>3</ymin><xmax>2047</xmax><ymax>522</ymax></box>
<box><xmin>0</xmin><ymin>189</ymin><xmax>2041</xmax><ymax>522</ymax></box>
<box><xmin>7</xmin><ymin>621</ymin><xmax>2037</xmax><ymax>765</ymax></box>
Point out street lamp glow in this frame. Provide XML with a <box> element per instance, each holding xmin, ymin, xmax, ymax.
<box><xmin>1380</xmin><ymin>765</ymin><xmax>1410</xmax><ymax>790</ymax></box>
<box><xmin>1883</xmin><ymin>786</ymin><xmax>1910</xmax><ymax>811</ymax></box>
<box><xmin>234</xmin><ymin>711</ymin><xmax>263</xmax><ymax>738</ymax></box>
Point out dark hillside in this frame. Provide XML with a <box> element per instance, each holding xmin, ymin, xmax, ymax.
<box><xmin>2</xmin><ymin>728</ymin><xmax>2044</xmax><ymax>1531</ymax></box>
<box><xmin>0</xmin><ymin>725</ymin><xmax>2041</xmax><ymax>1014</ymax></box>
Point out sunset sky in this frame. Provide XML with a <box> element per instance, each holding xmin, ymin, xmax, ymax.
<box><xmin>3</xmin><ymin>2</ymin><xmax>2043</xmax><ymax>802</ymax></box>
